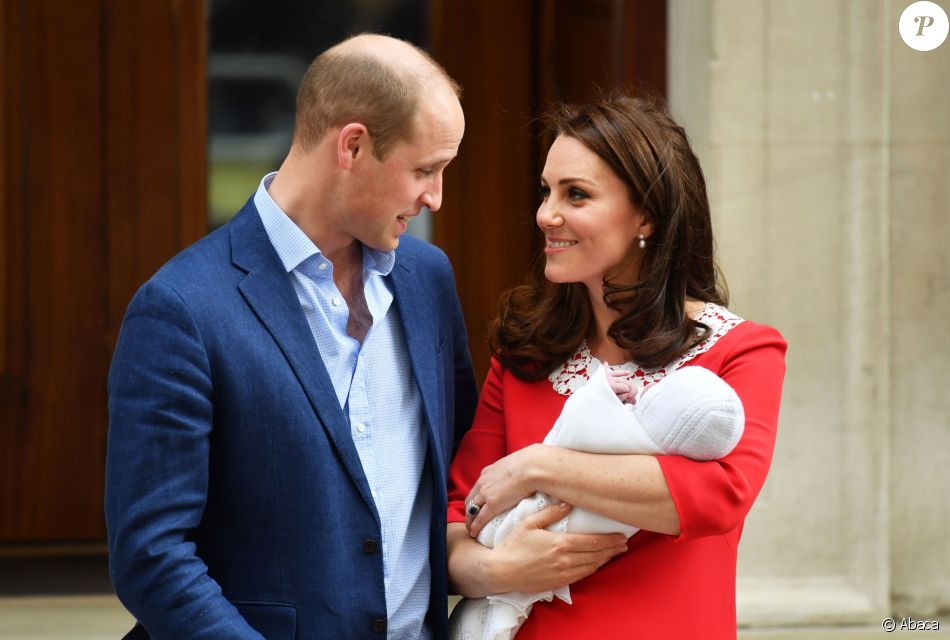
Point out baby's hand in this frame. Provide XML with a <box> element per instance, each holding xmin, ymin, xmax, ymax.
<box><xmin>606</xmin><ymin>369</ymin><xmax>638</xmax><ymax>404</ymax></box>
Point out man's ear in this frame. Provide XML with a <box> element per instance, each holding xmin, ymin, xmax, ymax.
<box><xmin>337</xmin><ymin>123</ymin><xmax>370</xmax><ymax>169</ymax></box>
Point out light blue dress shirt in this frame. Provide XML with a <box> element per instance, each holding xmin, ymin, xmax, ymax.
<box><xmin>255</xmin><ymin>173</ymin><xmax>432</xmax><ymax>640</ymax></box>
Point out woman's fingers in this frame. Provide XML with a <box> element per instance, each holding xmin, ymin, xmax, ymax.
<box><xmin>541</xmin><ymin>532</ymin><xmax>628</xmax><ymax>588</ymax></box>
<box><xmin>485</xmin><ymin>503</ymin><xmax>628</xmax><ymax>593</ymax></box>
<box><xmin>521</xmin><ymin>501</ymin><xmax>572</xmax><ymax>529</ymax></box>
<box><xmin>464</xmin><ymin>492</ymin><xmax>487</xmax><ymax>536</ymax></box>
<box><xmin>465</xmin><ymin>445</ymin><xmax>543</xmax><ymax>537</ymax></box>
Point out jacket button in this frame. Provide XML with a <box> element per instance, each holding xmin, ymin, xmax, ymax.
<box><xmin>371</xmin><ymin>618</ymin><xmax>386</xmax><ymax>633</ymax></box>
<box><xmin>363</xmin><ymin>538</ymin><xmax>378</xmax><ymax>554</ymax></box>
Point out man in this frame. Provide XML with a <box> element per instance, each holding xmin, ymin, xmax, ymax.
<box><xmin>105</xmin><ymin>34</ymin><xmax>478</xmax><ymax>639</ymax></box>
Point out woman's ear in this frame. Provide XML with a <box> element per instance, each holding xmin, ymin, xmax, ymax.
<box><xmin>638</xmin><ymin>212</ymin><xmax>656</xmax><ymax>240</ymax></box>
<box><xmin>337</xmin><ymin>123</ymin><xmax>369</xmax><ymax>169</ymax></box>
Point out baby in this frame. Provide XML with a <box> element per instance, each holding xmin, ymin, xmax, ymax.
<box><xmin>449</xmin><ymin>362</ymin><xmax>745</xmax><ymax>640</ymax></box>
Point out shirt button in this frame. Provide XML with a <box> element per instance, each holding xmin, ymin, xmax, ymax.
<box><xmin>356</xmin><ymin>423</ymin><xmax>366</xmax><ymax>433</ymax></box>
<box><xmin>363</xmin><ymin>539</ymin><xmax>379</xmax><ymax>554</ymax></box>
<box><xmin>318</xmin><ymin>262</ymin><xmax>328</xmax><ymax>271</ymax></box>
<box><xmin>371</xmin><ymin>618</ymin><xmax>386</xmax><ymax>634</ymax></box>
<box><xmin>332</xmin><ymin>296</ymin><xmax>342</xmax><ymax>306</ymax></box>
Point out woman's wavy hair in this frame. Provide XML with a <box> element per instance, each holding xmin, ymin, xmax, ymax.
<box><xmin>489</xmin><ymin>91</ymin><xmax>728</xmax><ymax>381</ymax></box>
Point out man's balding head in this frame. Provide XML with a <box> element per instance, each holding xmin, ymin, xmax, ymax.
<box><xmin>293</xmin><ymin>33</ymin><xmax>460</xmax><ymax>160</ymax></box>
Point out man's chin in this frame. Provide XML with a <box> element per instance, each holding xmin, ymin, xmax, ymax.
<box><xmin>366</xmin><ymin>237</ymin><xmax>400</xmax><ymax>252</ymax></box>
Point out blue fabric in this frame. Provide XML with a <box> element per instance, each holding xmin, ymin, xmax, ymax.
<box><xmin>105</xmin><ymin>196</ymin><xmax>478</xmax><ymax>640</ymax></box>
<box><xmin>254</xmin><ymin>175</ymin><xmax>432</xmax><ymax>639</ymax></box>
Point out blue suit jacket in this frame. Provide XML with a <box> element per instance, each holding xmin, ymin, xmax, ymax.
<box><xmin>105</xmin><ymin>199</ymin><xmax>478</xmax><ymax>639</ymax></box>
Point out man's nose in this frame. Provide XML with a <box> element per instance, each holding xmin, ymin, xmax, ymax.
<box><xmin>420</xmin><ymin>174</ymin><xmax>443</xmax><ymax>212</ymax></box>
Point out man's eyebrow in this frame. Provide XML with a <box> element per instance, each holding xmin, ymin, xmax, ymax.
<box><xmin>420</xmin><ymin>156</ymin><xmax>454</xmax><ymax>168</ymax></box>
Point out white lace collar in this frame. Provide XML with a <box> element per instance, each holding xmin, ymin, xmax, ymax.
<box><xmin>548</xmin><ymin>303</ymin><xmax>744</xmax><ymax>396</ymax></box>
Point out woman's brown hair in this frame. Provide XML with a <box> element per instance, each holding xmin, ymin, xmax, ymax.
<box><xmin>489</xmin><ymin>92</ymin><xmax>728</xmax><ymax>380</ymax></box>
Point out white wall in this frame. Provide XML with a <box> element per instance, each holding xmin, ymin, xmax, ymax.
<box><xmin>669</xmin><ymin>0</ymin><xmax>950</xmax><ymax>628</ymax></box>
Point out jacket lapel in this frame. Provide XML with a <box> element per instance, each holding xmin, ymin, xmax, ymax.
<box><xmin>389</xmin><ymin>257</ymin><xmax>447</xmax><ymax>485</ymax></box>
<box><xmin>227</xmin><ymin>203</ymin><xmax>378</xmax><ymax>522</ymax></box>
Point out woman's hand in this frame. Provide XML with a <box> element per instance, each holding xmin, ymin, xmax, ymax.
<box><xmin>487</xmin><ymin>503</ymin><xmax>628</xmax><ymax>594</ymax></box>
<box><xmin>465</xmin><ymin>444</ymin><xmax>546</xmax><ymax>538</ymax></box>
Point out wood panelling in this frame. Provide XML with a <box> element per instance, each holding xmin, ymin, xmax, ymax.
<box><xmin>538</xmin><ymin>0</ymin><xmax>666</xmax><ymax>105</ymax></box>
<box><xmin>1</xmin><ymin>0</ymin><xmax>108</xmax><ymax>541</ymax></box>
<box><xmin>430</xmin><ymin>0</ymin><xmax>666</xmax><ymax>382</ymax></box>
<box><xmin>430</xmin><ymin>1</ymin><xmax>540</xmax><ymax>384</ymax></box>
<box><xmin>0</xmin><ymin>0</ymin><xmax>6</xmax><ymax>374</ymax></box>
<box><xmin>103</xmin><ymin>0</ymin><xmax>208</xmax><ymax>351</ymax></box>
<box><xmin>0</xmin><ymin>0</ymin><xmax>23</xmax><ymax>541</ymax></box>
<box><xmin>1</xmin><ymin>0</ymin><xmax>206</xmax><ymax>542</ymax></box>
<box><xmin>620</xmin><ymin>0</ymin><xmax>667</xmax><ymax>98</ymax></box>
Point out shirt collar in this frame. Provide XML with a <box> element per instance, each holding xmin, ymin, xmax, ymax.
<box><xmin>363</xmin><ymin>243</ymin><xmax>395</xmax><ymax>277</ymax></box>
<box><xmin>254</xmin><ymin>172</ymin><xmax>319</xmax><ymax>273</ymax></box>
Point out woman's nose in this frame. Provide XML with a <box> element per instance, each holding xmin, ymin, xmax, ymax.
<box><xmin>536</xmin><ymin>200</ymin><xmax>563</xmax><ymax>228</ymax></box>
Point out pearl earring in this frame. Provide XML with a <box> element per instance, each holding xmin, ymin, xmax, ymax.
<box><xmin>638</xmin><ymin>234</ymin><xmax>646</xmax><ymax>250</ymax></box>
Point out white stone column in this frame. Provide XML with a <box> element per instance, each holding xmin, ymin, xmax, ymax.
<box><xmin>669</xmin><ymin>0</ymin><xmax>950</xmax><ymax>629</ymax></box>
<box><xmin>886</xmin><ymin>0</ymin><xmax>950</xmax><ymax>618</ymax></box>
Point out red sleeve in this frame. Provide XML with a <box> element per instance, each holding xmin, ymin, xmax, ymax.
<box><xmin>657</xmin><ymin>323</ymin><xmax>787</xmax><ymax>541</ymax></box>
<box><xmin>447</xmin><ymin>357</ymin><xmax>509</xmax><ymax>523</ymax></box>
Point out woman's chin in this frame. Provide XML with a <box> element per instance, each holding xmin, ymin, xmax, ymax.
<box><xmin>544</xmin><ymin>264</ymin><xmax>588</xmax><ymax>285</ymax></box>
<box><xmin>543</xmin><ymin>266</ymin><xmax>568</xmax><ymax>284</ymax></box>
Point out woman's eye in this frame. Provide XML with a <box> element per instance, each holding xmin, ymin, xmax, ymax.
<box><xmin>538</xmin><ymin>185</ymin><xmax>550</xmax><ymax>199</ymax></box>
<box><xmin>568</xmin><ymin>187</ymin><xmax>588</xmax><ymax>201</ymax></box>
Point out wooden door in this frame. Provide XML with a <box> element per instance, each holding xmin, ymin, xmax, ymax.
<box><xmin>0</xmin><ymin>0</ymin><xmax>206</xmax><ymax>542</ymax></box>
<box><xmin>430</xmin><ymin>0</ymin><xmax>666</xmax><ymax>382</ymax></box>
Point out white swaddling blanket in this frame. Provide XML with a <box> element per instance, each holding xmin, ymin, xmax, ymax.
<box><xmin>448</xmin><ymin>361</ymin><xmax>745</xmax><ymax>640</ymax></box>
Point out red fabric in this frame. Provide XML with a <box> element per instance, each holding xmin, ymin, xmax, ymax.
<box><xmin>447</xmin><ymin>321</ymin><xmax>787</xmax><ymax>639</ymax></box>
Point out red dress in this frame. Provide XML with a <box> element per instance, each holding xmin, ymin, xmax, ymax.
<box><xmin>447</xmin><ymin>316</ymin><xmax>787</xmax><ymax>640</ymax></box>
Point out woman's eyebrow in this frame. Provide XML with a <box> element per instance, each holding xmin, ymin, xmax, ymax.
<box><xmin>557</xmin><ymin>177</ymin><xmax>594</xmax><ymax>186</ymax></box>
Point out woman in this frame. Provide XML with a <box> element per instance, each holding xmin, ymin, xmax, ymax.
<box><xmin>446</xmin><ymin>93</ymin><xmax>786</xmax><ymax>639</ymax></box>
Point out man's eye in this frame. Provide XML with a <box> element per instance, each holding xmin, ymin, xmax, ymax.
<box><xmin>416</xmin><ymin>168</ymin><xmax>433</xmax><ymax>177</ymax></box>
<box><xmin>568</xmin><ymin>188</ymin><xmax>588</xmax><ymax>201</ymax></box>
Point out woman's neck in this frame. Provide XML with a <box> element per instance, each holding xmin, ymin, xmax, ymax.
<box><xmin>586</xmin><ymin>286</ymin><xmax>627</xmax><ymax>365</ymax></box>
<box><xmin>585</xmin><ymin>292</ymin><xmax>708</xmax><ymax>366</ymax></box>
<box><xmin>587</xmin><ymin>333</ymin><xmax>628</xmax><ymax>366</ymax></box>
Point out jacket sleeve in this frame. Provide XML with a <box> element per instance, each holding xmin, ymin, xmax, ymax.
<box><xmin>105</xmin><ymin>280</ymin><xmax>264</xmax><ymax>639</ymax></box>
<box><xmin>447</xmin><ymin>357</ymin><xmax>509</xmax><ymax>523</ymax></box>
<box><xmin>657</xmin><ymin>323</ymin><xmax>787</xmax><ymax>541</ymax></box>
